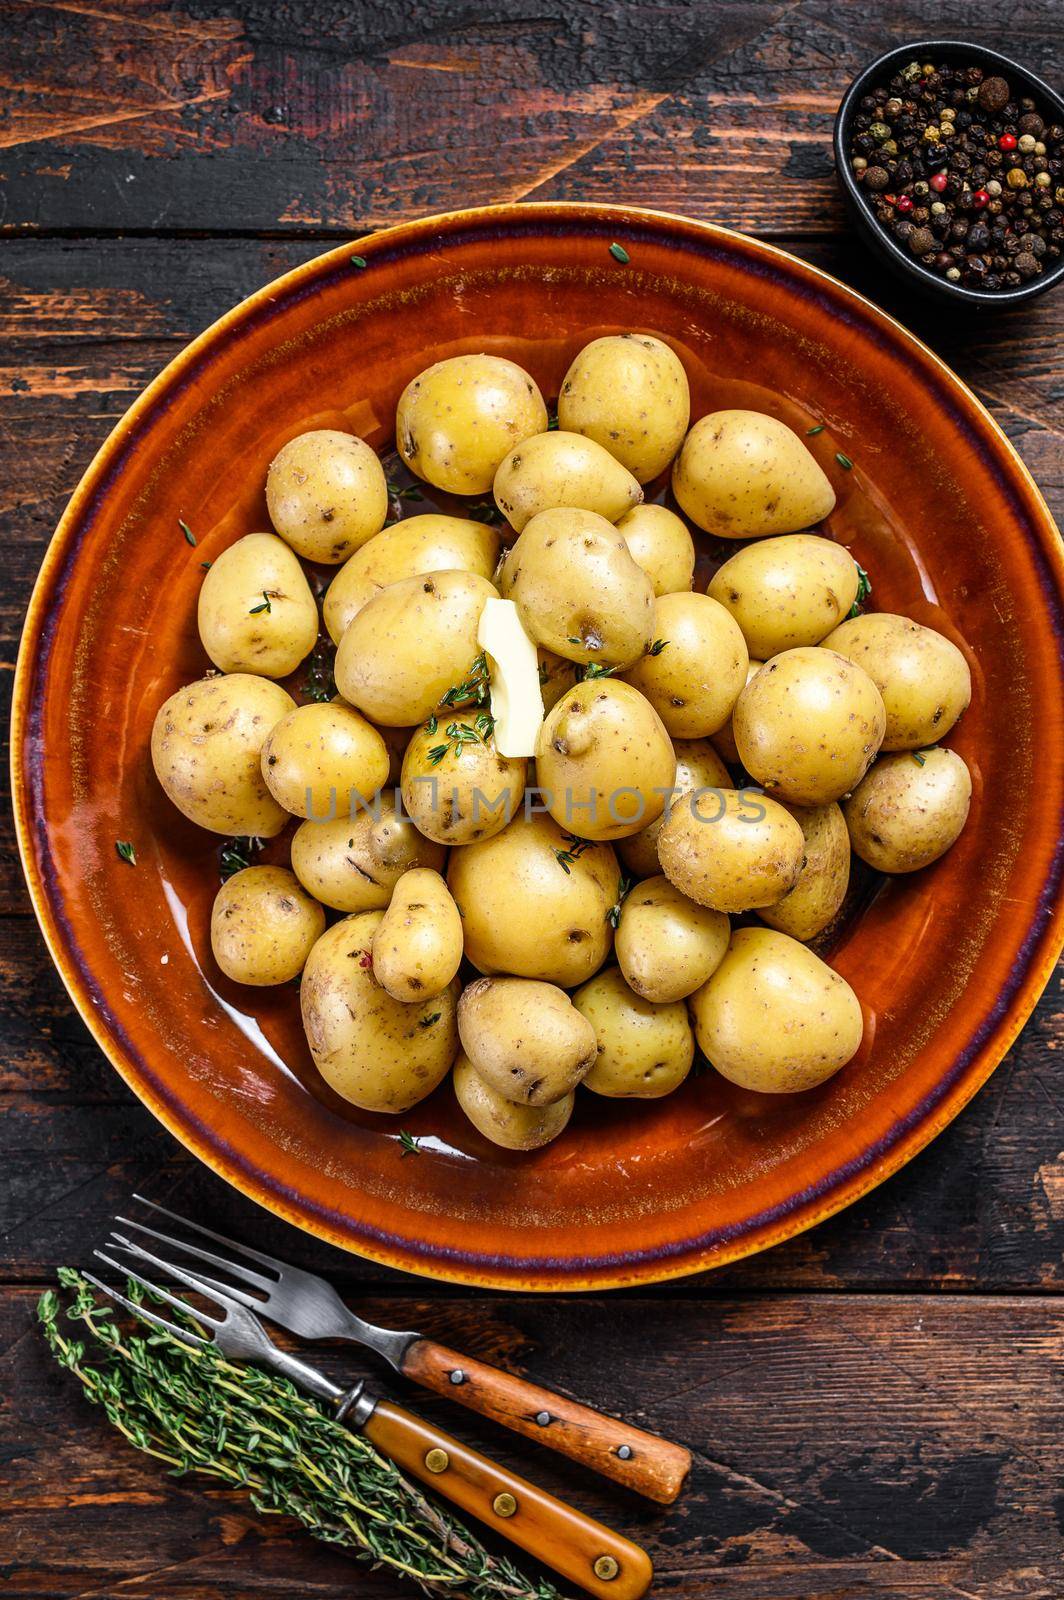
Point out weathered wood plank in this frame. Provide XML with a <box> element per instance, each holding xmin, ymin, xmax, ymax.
<box><xmin>4</xmin><ymin>1286</ymin><xmax>1061</xmax><ymax>1596</ymax></box>
<box><xmin>1</xmin><ymin>0</ymin><xmax>1061</xmax><ymax>238</ymax></box>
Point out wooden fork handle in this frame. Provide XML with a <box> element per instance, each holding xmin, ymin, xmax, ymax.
<box><xmin>401</xmin><ymin>1337</ymin><xmax>690</xmax><ymax>1505</ymax></box>
<box><xmin>363</xmin><ymin>1399</ymin><xmax>653</xmax><ymax>1600</ymax></box>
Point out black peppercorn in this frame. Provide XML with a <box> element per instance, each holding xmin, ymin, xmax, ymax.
<box><xmin>1015</xmin><ymin>250</ymin><xmax>1041</xmax><ymax>278</ymax></box>
<box><xmin>908</xmin><ymin>226</ymin><xmax>936</xmax><ymax>255</ymax></box>
<box><xmin>978</xmin><ymin>75</ymin><xmax>1010</xmax><ymax>114</ymax></box>
<box><xmin>864</xmin><ymin>165</ymin><xmax>890</xmax><ymax>192</ymax></box>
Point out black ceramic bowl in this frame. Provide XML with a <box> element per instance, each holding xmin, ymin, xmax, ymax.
<box><xmin>835</xmin><ymin>39</ymin><xmax>1064</xmax><ymax>309</ymax></box>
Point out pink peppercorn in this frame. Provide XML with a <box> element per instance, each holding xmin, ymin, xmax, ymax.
<box><xmin>972</xmin><ymin>188</ymin><xmax>990</xmax><ymax>209</ymax></box>
<box><xmin>998</xmin><ymin>132</ymin><xmax>1018</xmax><ymax>151</ymax></box>
<box><xmin>929</xmin><ymin>173</ymin><xmax>948</xmax><ymax>193</ymax></box>
<box><xmin>896</xmin><ymin>194</ymin><xmax>914</xmax><ymax>214</ymax></box>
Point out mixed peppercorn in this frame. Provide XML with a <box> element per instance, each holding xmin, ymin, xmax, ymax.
<box><xmin>848</xmin><ymin>58</ymin><xmax>1063</xmax><ymax>290</ymax></box>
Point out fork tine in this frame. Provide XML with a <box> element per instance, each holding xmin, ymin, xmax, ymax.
<box><xmin>131</xmin><ymin>1194</ymin><xmax>283</xmax><ymax>1274</ymax></box>
<box><xmin>91</xmin><ymin>1251</ymin><xmax>221</xmax><ymax>1331</ymax></box>
<box><xmin>114</xmin><ymin>1215</ymin><xmax>273</xmax><ymax>1294</ymax></box>
<box><xmin>107</xmin><ymin>1229</ymin><xmax>263</xmax><ymax>1315</ymax></box>
<box><xmin>100</xmin><ymin>1236</ymin><xmax>229</xmax><ymax>1323</ymax></box>
<box><xmin>83</xmin><ymin>1269</ymin><xmax>208</xmax><ymax>1348</ymax></box>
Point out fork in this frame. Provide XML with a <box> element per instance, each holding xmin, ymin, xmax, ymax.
<box><xmin>106</xmin><ymin>1196</ymin><xmax>690</xmax><ymax>1506</ymax></box>
<box><xmin>89</xmin><ymin>1244</ymin><xmax>653</xmax><ymax>1600</ymax></box>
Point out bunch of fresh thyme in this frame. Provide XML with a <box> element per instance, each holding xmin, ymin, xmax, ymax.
<box><xmin>38</xmin><ymin>1271</ymin><xmax>561</xmax><ymax>1600</ymax></box>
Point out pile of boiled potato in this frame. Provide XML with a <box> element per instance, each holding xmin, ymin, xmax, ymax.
<box><xmin>151</xmin><ymin>333</ymin><xmax>973</xmax><ymax>1151</ymax></box>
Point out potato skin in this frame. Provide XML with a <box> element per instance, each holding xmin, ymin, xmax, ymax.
<box><xmin>396</xmin><ymin>354</ymin><xmax>547</xmax><ymax>494</ymax></box>
<box><xmin>558</xmin><ymin>334</ymin><xmax>691</xmax><ymax>483</ymax></box>
<box><xmin>197</xmin><ymin>533</ymin><xmax>319</xmax><ymax>678</ymax></box>
<box><xmin>151</xmin><ymin>674</ymin><xmax>295</xmax><ymax>837</ymax></box>
<box><xmin>371</xmin><ymin>869</ymin><xmax>463</xmax><ymax>1002</ymax></box>
<box><xmin>535</xmin><ymin>680</ymin><xmax>676</xmax><ymax>842</ymax></box>
<box><xmin>821</xmin><ymin>613</ymin><xmax>972</xmax><ymax>751</ymax></box>
<box><xmin>492</xmin><ymin>431</ymin><xmax>642</xmax><ymax>533</ymax></box>
<box><xmin>757</xmin><ymin>802</ymin><xmax>851</xmax><ymax>942</ymax></box>
<box><xmin>261</xmin><ymin>701</ymin><xmax>390</xmax><ymax>821</ymax></box>
<box><xmin>733</xmin><ymin>647</ymin><xmax>886</xmax><ymax>805</ymax></box>
<box><xmin>622</xmin><ymin>593</ymin><xmax>749</xmax><ymax>738</ymax></box>
<box><xmin>291</xmin><ymin>798</ymin><xmax>445</xmax><ymax>913</ymax></box>
<box><xmin>507</xmin><ymin>508</ymin><xmax>654</xmax><ymax>669</ymax></box>
<box><xmin>453</xmin><ymin>1051</ymin><xmax>574</xmax><ymax>1150</ymax></box>
<box><xmin>334</xmin><ymin>570</ymin><xmax>498</xmax><ymax>726</ymax></box>
<box><xmin>457</xmin><ymin>976</ymin><xmax>596</xmax><ymax>1105</ymax></box>
<box><xmin>301</xmin><ymin>911</ymin><xmax>459</xmax><ymax>1113</ymax></box>
<box><xmin>657</xmin><ymin>786</ymin><xmax>805</xmax><ymax>913</ymax></box>
<box><xmin>708</xmin><ymin>534</ymin><xmax>860</xmax><ymax>659</ymax></box>
<box><xmin>401</xmin><ymin>713</ymin><xmax>526</xmax><ymax>846</ymax></box>
<box><xmin>615</xmin><ymin>876</ymin><xmax>730</xmax><ymax>1003</ymax></box>
<box><xmin>574</xmin><ymin>966</ymin><xmax>694</xmax><ymax>1098</ymax></box>
<box><xmin>267</xmin><ymin>430</ymin><xmax>388</xmax><ymax>563</ymax></box>
<box><xmin>617</xmin><ymin>739</ymin><xmax>731</xmax><ymax>879</ymax></box>
<box><xmin>616</xmin><ymin>504</ymin><xmax>695</xmax><ymax>597</ymax></box>
<box><xmin>711</xmin><ymin>660</ymin><xmax>763</xmax><ymax>768</ymax></box>
<box><xmin>843</xmin><ymin>747</ymin><xmax>972</xmax><ymax>874</ymax></box>
<box><xmin>210</xmin><ymin>866</ymin><xmax>325</xmax><ymax>986</ymax></box>
<box><xmin>447</xmin><ymin>811</ymin><xmax>618</xmax><ymax>986</ymax></box>
<box><xmin>690</xmin><ymin>927</ymin><xmax>863</xmax><ymax>1093</ymax></box>
<box><xmin>324</xmin><ymin>515</ymin><xmax>501</xmax><ymax>644</ymax></box>
<box><xmin>672</xmin><ymin>410</ymin><xmax>836</xmax><ymax>539</ymax></box>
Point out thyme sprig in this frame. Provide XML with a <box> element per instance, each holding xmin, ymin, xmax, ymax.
<box><xmin>427</xmin><ymin>711</ymin><xmax>495</xmax><ymax>766</ymax></box>
<box><xmin>38</xmin><ymin>1272</ymin><xmax>558</xmax><ymax>1600</ymax></box>
<box><xmin>439</xmin><ymin>653</ymin><xmax>491</xmax><ymax>711</ymax></box>
<box><xmin>301</xmin><ymin>636</ymin><xmax>337</xmax><ymax>703</ymax></box>
<box><xmin>219</xmin><ymin>836</ymin><xmax>265</xmax><ymax>882</ymax></box>
<box><xmin>847</xmin><ymin>562</ymin><xmax>872</xmax><ymax>618</ymax></box>
<box><xmin>554</xmin><ymin>833</ymin><xmax>593</xmax><ymax>874</ymax></box>
<box><xmin>606</xmin><ymin>873</ymin><xmax>634</xmax><ymax>929</ymax></box>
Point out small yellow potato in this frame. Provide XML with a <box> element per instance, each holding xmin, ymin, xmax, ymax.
<box><xmin>323</xmin><ymin>514</ymin><xmax>501</xmax><ymax>644</ymax></box>
<box><xmin>538</xmin><ymin>649</ymin><xmax>580</xmax><ymax>712</ymax></box>
<box><xmin>821</xmin><ymin>613</ymin><xmax>973</xmax><ymax>751</ymax></box>
<box><xmin>672</xmin><ymin>410</ymin><xmax>836</xmax><ymax>539</ymax></box>
<box><xmin>657</xmin><ymin>786</ymin><xmax>805</xmax><ymax>913</ymax></box>
<box><xmin>266</xmin><ymin>430</ymin><xmax>388</xmax><ymax>563</ymax></box>
<box><xmin>291</xmin><ymin>797</ymin><xmax>445</xmax><ymax>913</ymax></box>
<box><xmin>733</xmin><ymin>647</ymin><xmax>886</xmax><ymax>805</ymax></box>
<box><xmin>261</xmin><ymin>701</ymin><xmax>389</xmax><ymax>820</ymax></box>
<box><xmin>617</xmin><ymin>739</ymin><xmax>731</xmax><ymax>879</ymax></box>
<box><xmin>622</xmin><ymin>592</ymin><xmax>749</xmax><ymax>738</ymax></box>
<box><xmin>507</xmin><ymin>508</ymin><xmax>654</xmax><ymax>668</ymax></box>
<box><xmin>690</xmin><ymin>926</ymin><xmax>863</xmax><ymax>1093</ymax></box>
<box><xmin>453</xmin><ymin>1051</ymin><xmax>574</xmax><ymax>1150</ymax></box>
<box><xmin>758</xmin><ymin>802</ymin><xmax>851</xmax><ymax>942</ymax></box>
<box><xmin>371</xmin><ymin>868</ymin><xmax>464</xmax><ymax>1002</ymax></box>
<box><xmin>616</xmin><ymin>504</ymin><xmax>695</xmax><ymax>596</ymax></box>
<box><xmin>447</xmin><ymin>810</ymin><xmax>618</xmax><ymax>986</ymax></box>
<box><xmin>301</xmin><ymin>911</ymin><xmax>459</xmax><ymax>1113</ymax></box>
<box><xmin>711</xmin><ymin>660</ymin><xmax>763</xmax><ymax>768</ymax></box>
<box><xmin>210</xmin><ymin>866</ymin><xmax>325</xmax><ymax>986</ymax></box>
<box><xmin>574</xmin><ymin>966</ymin><xmax>694</xmax><ymax>1098</ymax></box>
<box><xmin>558</xmin><ymin>334</ymin><xmax>691</xmax><ymax>483</ymax></box>
<box><xmin>401</xmin><ymin>711</ymin><xmax>527</xmax><ymax>845</ymax></box>
<box><xmin>396</xmin><ymin>354</ymin><xmax>547</xmax><ymax>494</ymax></box>
<box><xmin>535</xmin><ymin>680</ymin><xmax>676</xmax><ymax>842</ymax></box>
<box><xmin>334</xmin><ymin>570</ymin><xmax>498</xmax><ymax>726</ymax></box>
<box><xmin>708</xmin><ymin>534</ymin><xmax>860</xmax><ymax>659</ymax></box>
<box><xmin>151</xmin><ymin>674</ymin><xmax>294</xmax><ymax>837</ymax></box>
<box><xmin>843</xmin><ymin>747</ymin><xmax>972</xmax><ymax>874</ymax></box>
<box><xmin>615</xmin><ymin>875</ymin><xmax>730</xmax><ymax>1003</ymax></box>
<box><xmin>197</xmin><ymin>532</ymin><xmax>319</xmax><ymax>678</ymax></box>
<box><xmin>458</xmin><ymin>976</ymin><xmax>597</xmax><ymax>1105</ymax></box>
<box><xmin>492</xmin><ymin>430</ymin><xmax>642</xmax><ymax>533</ymax></box>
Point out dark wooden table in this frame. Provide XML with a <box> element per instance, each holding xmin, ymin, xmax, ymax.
<box><xmin>3</xmin><ymin>5</ymin><xmax>1062</xmax><ymax>1597</ymax></box>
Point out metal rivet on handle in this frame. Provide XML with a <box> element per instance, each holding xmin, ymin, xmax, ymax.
<box><xmin>449</xmin><ymin>1369</ymin><xmax>466</xmax><ymax>1385</ymax></box>
<box><xmin>493</xmin><ymin>1492</ymin><xmax>518</xmax><ymax>1518</ymax></box>
<box><xmin>594</xmin><ymin>1556</ymin><xmax>620</xmax><ymax>1581</ymax></box>
<box><xmin>616</xmin><ymin>1444</ymin><xmax>633</xmax><ymax>1460</ymax></box>
<box><xmin>425</xmin><ymin>1448</ymin><xmax>449</xmax><ymax>1473</ymax></box>
<box><xmin>535</xmin><ymin>1410</ymin><xmax>551</xmax><ymax>1427</ymax></box>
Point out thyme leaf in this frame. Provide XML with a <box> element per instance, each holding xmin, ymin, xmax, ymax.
<box><xmin>609</xmin><ymin>242</ymin><xmax>631</xmax><ymax>263</ymax></box>
<box><xmin>249</xmin><ymin>591</ymin><xmax>273</xmax><ymax>615</ymax></box>
<box><xmin>398</xmin><ymin>1130</ymin><xmax>422</xmax><ymax>1156</ymax></box>
<box><xmin>179</xmin><ymin>518</ymin><xmax>197</xmax><ymax>547</ymax></box>
<box><xmin>115</xmin><ymin>840</ymin><xmax>136</xmax><ymax>866</ymax></box>
<box><xmin>847</xmin><ymin>562</ymin><xmax>872</xmax><ymax>618</ymax></box>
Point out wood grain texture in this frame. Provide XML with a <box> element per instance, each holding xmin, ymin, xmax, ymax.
<box><xmin>2</xmin><ymin>1</ymin><xmax>1062</xmax><ymax>1595</ymax></box>
<box><xmin>5</xmin><ymin>1288</ymin><xmax>1062</xmax><ymax>1597</ymax></box>
<box><xmin>402</xmin><ymin>1337</ymin><xmax>691</xmax><ymax>1503</ymax></box>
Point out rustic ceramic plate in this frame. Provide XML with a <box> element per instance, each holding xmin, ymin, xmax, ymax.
<box><xmin>13</xmin><ymin>204</ymin><xmax>1064</xmax><ymax>1290</ymax></box>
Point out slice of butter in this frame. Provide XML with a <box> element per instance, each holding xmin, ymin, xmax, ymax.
<box><xmin>477</xmin><ymin>597</ymin><xmax>544</xmax><ymax>758</ymax></box>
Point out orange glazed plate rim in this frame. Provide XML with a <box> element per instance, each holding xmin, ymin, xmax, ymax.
<box><xmin>12</xmin><ymin>202</ymin><xmax>1064</xmax><ymax>1290</ymax></box>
